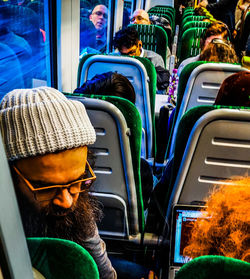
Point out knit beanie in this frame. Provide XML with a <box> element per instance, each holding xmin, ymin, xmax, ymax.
<box><xmin>0</xmin><ymin>86</ymin><xmax>96</xmax><ymax>161</ymax></box>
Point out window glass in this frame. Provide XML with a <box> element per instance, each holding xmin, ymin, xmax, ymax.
<box><xmin>80</xmin><ymin>0</ymin><xmax>109</xmax><ymax>56</ymax></box>
<box><xmin>123</xmin><ymin>0</ymin><xmax>132</xmax><ymax>27</ymax></box>
<box><xmin>0</xmin><ymin>0</ymin><xmax>50</xmax><ymax>100</ymax></box>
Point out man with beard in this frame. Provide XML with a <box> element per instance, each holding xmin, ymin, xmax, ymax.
<box><xmin>0</xmin><ymin>86</ymin><xmax>116</xmax><ymax>279</ymax></box>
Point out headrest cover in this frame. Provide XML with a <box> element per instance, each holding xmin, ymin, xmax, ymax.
<box><xmin>0</xmin><ymin>86</ymin><xmax>96</xmax><ymax>161</ymax></box>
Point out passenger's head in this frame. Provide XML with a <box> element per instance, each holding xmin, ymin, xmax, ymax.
<box><xmin>74</xmin><ymin>72</ymin><xmax>136</xmax><ymax>104</ymax></box>
<box><xmin>89</xmin><ymin>4</ymin><xmax>108</xmax><ymax>30</ymax></box>
<box><xmin>183</xmin><ymin>177</ymin><xmax>250</xmax><ymax>262</ymax></box>
<box><xmin>214</xmin><ymin>71</ymin><xmax>250</xmax><ymax>106</ymax></box>
<box><xmin>130</xmin><ymin>9</ymin><xmax>150</xmax><ymax>25</ymax></box>
<box><xmin>199</xmin><ymin>38</ymin><xmax>239</xmax><ymax>63</ymax></box>
<box><xmin>200</xmin><ymin>21</ymin><xmax>231</xmax><ymax>49</ymax></box>
<box><xmin>113</xmin><ymin>26</ymin><xmax>142</xmax><ymax>56</ymax></box>
<box><xmin>0</xmin><ymin>87</ymin><xmax>99</xmax><ymax>230</ymax></box>
<box><xmin>0</xmin><ymin>87</ymin><xmax>101</xmax><ymax>240</ymax></box>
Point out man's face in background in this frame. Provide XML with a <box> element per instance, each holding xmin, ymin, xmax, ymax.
<box><xmin>89</xmin><ymin>5</ymin><xmax>108</xmax><ymax>30</ymax></box>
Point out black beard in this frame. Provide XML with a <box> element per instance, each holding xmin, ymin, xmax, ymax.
<box><xmin>17</xmin><ymin>191</ymin><xmax>103</xmax><ymax>245</ymax></box>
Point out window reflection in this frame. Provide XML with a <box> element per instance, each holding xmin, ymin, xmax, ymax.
<box><xmin>0</xmin><ymin>0</ymin><xmax>49</xmax><ymax>100</ymax></box>
<box><xmin>123</xmin><ymin>1</ymin><xmax>132</xmax><ymax>27</ymax></box>
<box><xmin>80</xmin><ymin>0</ymin><xmax>109</xmax><ymax>56</ymax></box>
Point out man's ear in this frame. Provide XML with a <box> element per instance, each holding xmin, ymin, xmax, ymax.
<box><xmin>89</xmin><ymin>14</ymin><xmax>93</xmax><ymax>21</ymax></box>
<box><xmin>138</xmin><ymin>40</ymin><xmax>142</xmax><ymax>49</ymax></box>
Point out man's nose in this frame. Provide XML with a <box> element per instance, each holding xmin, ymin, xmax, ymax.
<box><xmin>52</xmin><ymin>188</ymin><xmax>73</xmax><ymax>209</ymax></box>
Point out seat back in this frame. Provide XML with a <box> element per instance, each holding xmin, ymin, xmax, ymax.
<box><xmin>129</xmin><ymin>24</ymin><xmax>168</xmax><ymax>67</ymax></box>
<box><xmin>168</xmin><ymin>106</ymin><xmax>250</xmax><ymax>217</ymax></box>
<box><xmin>181</xmin><ymin>21</ymin><xmax>209</xmax><ymax>37</ymax></box>
<box><xmin>169</xmin><ymin>62</ymin><xmax>245</xmax><ymax>157</ymax></box>
<box><xmin>176</xmin><ymin>255</ymin><xmax>250</xmax><ymax>279</ymax></box>
<box><xmin>27</xmin><ymin>238</ymin><xmax>99</xmax><ymax>279</ymax></box>
<box><xmin>148</xmin><ymin>11</ymin><xmax>174</xmax><ymax>30</ymax></box>
<box><xmin>178</xmin><ymin>27</ymin><xmax>206</xmax><ymax>63</ymax></box>
<box><xmin>67</xmin><ymin>96</ymin><xmax>144</xmax><ymax>238</ymax></box>
<box><xmin>181</xmin><ymin>16</ymin><xmax>206</xmax><ymax>28</ymax></box>
<box><xmin>77</xmin><ymin>54</ymin><xmax>156</xmax><ymax>159</ymax></box>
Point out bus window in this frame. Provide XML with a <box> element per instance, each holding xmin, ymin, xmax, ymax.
<box><xmin>79</xmin><ymin>0</ymin><xmax>109</xmax><ymax>56</ymax></box>
<box><xmin>0</xmin><ymin>0</ymin><xmax>50</xmax><ymax>100</ymax></box>
<box><xmin>123</xmin><ymin>0</ymin><xmax>132</xmax><ymax>27</ymax></box>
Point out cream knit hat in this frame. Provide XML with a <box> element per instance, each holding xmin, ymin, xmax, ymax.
<box><xmin>0</xmin><ymin>86</ymin><xmax>96</xmax><ymax>161</ymax></box>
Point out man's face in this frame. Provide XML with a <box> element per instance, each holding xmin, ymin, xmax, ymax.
<box><xmin>130</xmin><ymin>9</ymin><xmax>150</xmax><ymax>25</ymax></box>
<box><xmin>89</xmin><ymin>5</ymin><xmax>108</xmax><ymax>30</ymax></box>
<box><xmin>13</xmin><ymin>146</ymin><xmax>88</xmax><ymax>215</ymax></box>
<box><xmin>120</xmin><ymin>40</ymin><xmax>142</xmax><ymax>56</ymax></box>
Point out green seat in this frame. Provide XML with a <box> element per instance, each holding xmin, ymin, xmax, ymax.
<box><xmin>148</xmin><ymin>5</ymin><xmax>175</xmax><ymax>17</ymax></box>
<box><xmin>176</xmin><ymin>255</ymin><xmax>250</xmax><ymax>279</ymax></box>
<box><xmin>177</xmin><ymin>27</ymin><xmax>206</xmax><ymax>63</ymax></box>
<box><xmin>27</xmin><ymin>238</ymin><xmax>99</xmax><ymax>279</ymax></box>
<box><xmin>77</xmin><ymin>53</ymin><xmax>157</xmax><ymax>159</ymax></box>
<box><xmin>166</xmin><ymin>106</ymin><xmax>250</xmax><ymax>219</ymax></box>
<box><xmin>129</xmin><ymin>24</ymin><xmax>168</xmax><ymax>68</ymax></box>
<box><xmin>181</xmin><ymin>16</ymin><xmax>206</xmax><ymax>28</ymax></box>
<box><xmin>182</xmin><ymin>10</ymin><xmax>195</xmax><ymax>18</ymax></box>
<box><xmin>181</xmin><ymin>21</ymin><xmax>209</xmax><ymax>37</ymax></box>
<box><xmin>148</xmin><ymin>11</ymin><xmax>174</xmax><ymax>32</ymax></box>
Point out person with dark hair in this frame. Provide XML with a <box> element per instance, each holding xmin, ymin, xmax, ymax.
<box><xmin>214</xmin><ymin>71</ymin><xmax>250</xmax><ymax>106</ymax></box>
<box><xmin>0</xmin><ymin>87</ymin><xmax>116</xmax><ymax>279</ymax></box>
<box><xmin>177</xmin><ymin>21</ymin><xmax>232</xmax><ymax>75</ymax></box>
<box><xmin>74</xmin><ymin>72</ymin><xmax>136</xmax><ymax>104</ymax></box>
<box><xmin>183</xmin><ymin>177</ymin><xmax>250</xmax><ymax>262</ymax></box>
<box><xmin>198</xmin><ymin>38</ymin><xmax>239</xmax><ymax>63</ymax></box>
<box><xmin>130</xmin><ymin>9</ymin><xmax>172</xmax><ymax>69</ymax></box>
<box><xmin>113</xmin><ymin>26</ymin><xmax>170</xmax><ymax>92</ymax></box>
<box><xmin>198</xmin><ymin>0</ymin><xmax>238</xmax><ymax>33</ymax></box>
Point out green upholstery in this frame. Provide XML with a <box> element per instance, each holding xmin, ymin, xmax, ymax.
<box><xmin>148</xmin><ymin>6</ymin><xmax>175</xmax><ymax>17</ymax></box>
<box><xmin>182</xmin><ymin>10</ymin><xmax>195</xmax><ymax>18</ymax></box>
<box><xmin>27</xmin><ymin>238</ymin><xmax>99</xmax><ymax>279</ymax></box>
<box><xmin>129</xmin><ymin>24</ymin><xmax>168</xmax><ymax>68</ymax></box>
<box><xmin>242</xmin><ymin>56</ymin><xmax>250</xmax><ymax>69</ymax></box>
<box><xmin>178</xmin><ymin>27</ymin><xmax>206</xmax><ymax>63</ymax></box>
<box><xmin>148</xmin><ymin>11</ymin><xmax>174</xmax><ymax>30</ymax></box>
<box><xmin>181</xmin><ymin>16</ymin><xmax>206</xmax><ymax>28</ymax></box>
<box><xmin>65</xmin><ymin>94</ymin><xmax>145</xmax><ymax>232</ymax></box>
<box><xmin>169</xmin><ymin>105</ymin><xmax>215</xmax><ymax>194</ymax></box>
<box><xmin>176</xmin><ymin>255</ymin><xmax>250</xmax><ymax>279</ymax></box>
<box><xmin>181</xmin><ymin>21</ymin><xmax>209</xmax><ymax>37</ymax></box>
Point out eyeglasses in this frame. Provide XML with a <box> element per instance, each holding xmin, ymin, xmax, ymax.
<box><xmin>13</xmin><ymin>161</ymin><xmax>96</xmax><ymax>202</ymax></box>
<box><xmin>93</xmin><ymin>11</ymin><xmax>108</xmax><ymax>19</ymax></box>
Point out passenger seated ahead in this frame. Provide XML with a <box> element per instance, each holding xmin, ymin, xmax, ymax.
<box><xmin>214</xmin><ymin>71</ymin><xmax>250</xmax><ymax>106</ymax></box>
<box><xmin>183</xmin><ymin>177</ymin><xmax>250</xmax><ymax>263</ymax></box>
<box><xmin>198</xmin><ymin>38</ymin><xmax>239</xmax><ymax>63</ymax></box>
<box><xmin>177</xmin><ymin>21</ymin><xmax>232</xmax><ymax>76</ymax></box>
<box><xmin>74</xmin><ymin>72</ymin><xmax>154</xmax><ymax>209</ymax></box>
<box><xmin>113</xmin><ymin>27</ymin><xmax>170</xmax><ymax>93</ymax></box>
